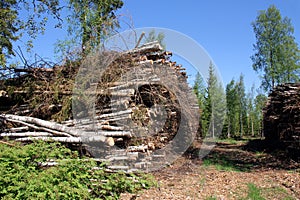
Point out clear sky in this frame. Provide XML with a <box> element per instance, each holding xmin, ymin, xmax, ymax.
<box><xmin>118</xmin><ymin>0</ymin><xmax>300</xmax><ymax>92</ymax></box>
<box><xmin>15</xmin><ymin>0</ymin><xmax>300</xmax><ymax>93</ymax></box>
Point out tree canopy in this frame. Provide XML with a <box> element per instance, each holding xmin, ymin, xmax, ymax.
<box><xmin>251</xmin><ymin>5</ymin><xmax>300</xmax><ymax>92</ymax></box>
<box><xmin>68</xmin><ymin>0</ymin><xmax>123</xmax><ymax>53</ymax></box>
<box><xmin>193</xmin><ymin>63</ymin><xmax>226</xmax><ymax>138</ymax></box>
<box><xmin>0</xmin><ymin>0</ymin><xmax>63</xmax><ymax>68</ymax></box>
<box><xmin>0</xmin><ymin>0</ymin><xmax>124</xmax><ymax>73</ymax></box>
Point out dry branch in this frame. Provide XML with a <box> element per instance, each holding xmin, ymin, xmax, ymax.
<box><xmin>0</xmin><ymin>140</ymin><xmax>16</xmax><ymax>147</ymax></box>
<box><xmin>95</xmin><ymin>109</ymin><xmax>132</xmax><ymax>119</ymax></box>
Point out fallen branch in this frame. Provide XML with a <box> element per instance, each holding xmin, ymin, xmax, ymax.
<box><xmin>95</xmin><ymin>109</ymin><xmax>132</xmax><ymax>119</ymax></box>
<box><xmin>0</xmin><ymin>140</ymin><xmax>16</xmax><ymax>147</ymax></box>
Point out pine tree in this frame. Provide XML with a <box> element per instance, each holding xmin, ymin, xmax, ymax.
<box><xmin>236</xmin><ymin>74</ymin><xmax>247</xmax><ymax>137</ymax></box>
<box><xmin>205</xmin><ymin>62</ymin><xmax>226</xmax><ymax>138</ymax></box>
<box><xmin>193</xmin><ymin>72</ymin><xmax>207</xmax><ymax>138</ymax></box>
<box><xmin>224</xmin><ymin>79</ymin><xmax>239</xmax><ymax>138</ymax></box>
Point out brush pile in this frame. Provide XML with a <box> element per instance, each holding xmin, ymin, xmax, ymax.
<box><xmin>0</xmin><ymin>42</ymin><xmax>199</xmax><ymax>171</ymax></box>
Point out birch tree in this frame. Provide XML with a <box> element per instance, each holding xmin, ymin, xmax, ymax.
<box><xmin>251</xmin><ymin>5</ymin><xmax>300</xmax><ymax>91</ymax></box>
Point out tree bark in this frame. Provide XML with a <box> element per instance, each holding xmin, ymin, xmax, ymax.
<box><xmin>2</xmin><ymin>114</ymin><xmax>111</xmax><ymax>145</ymax></box>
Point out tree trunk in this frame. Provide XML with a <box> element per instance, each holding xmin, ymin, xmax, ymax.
<box><xmin>227</xmin><ymin>120</ymin><xmax>231</xmax><ymax>138</ymax></box>
<box><xmin>2</xmin><ymin>114</ymin><xmax>112</xmax><ymax>145</ymax></box>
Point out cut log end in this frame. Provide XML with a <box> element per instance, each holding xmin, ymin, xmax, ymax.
<box><xmin>106</xmin><ymin>137</ymin><xmax>115</xmax><ymax>146</ymax></box>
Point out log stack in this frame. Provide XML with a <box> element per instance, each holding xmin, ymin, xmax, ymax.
<box><xmin>263</xmin><ymin>83</ymin><xmax>300</xmax><ymax>159</ymax></box>
<box><xmin>0</xmin><ymin>41</ymin><xmax>199</xmax><ymax>171</ymax></box>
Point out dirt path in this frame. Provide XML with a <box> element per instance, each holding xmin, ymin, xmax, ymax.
<box><xmin>121</xmin><ymin>140</ymin><xmax>300</xmax><ymax>200</ymax></box>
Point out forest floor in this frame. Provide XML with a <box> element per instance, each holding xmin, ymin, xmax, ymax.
<box><xmin>120</xmin><ymin>139</ymin><xmax>300</xmax><ymax>200</ymax></box>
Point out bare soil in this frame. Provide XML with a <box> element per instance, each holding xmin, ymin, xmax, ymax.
<box><xmin>121</xmin><ymin>140</ymin><xmax>300</xmax><ymax>200</ymax></box>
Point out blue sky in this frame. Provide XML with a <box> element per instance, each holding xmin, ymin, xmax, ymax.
<box><xmin>118</xmin><ymin>0</ymin><xmax>300</xmax><ymax>91</ymax></box>
<box><xmin>15</xmin><ymin>0</ymin><xmax>300</xmax><ymax>93</ymax></box>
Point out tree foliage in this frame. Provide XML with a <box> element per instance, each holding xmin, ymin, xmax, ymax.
<box><xmin>236</xmin><ymin>74</ymin><xmax>247</xmax><ymax>137</ymax></box>
<box><xmin>0</xmin><ymin>0</ymin><xmax>19</xmax><ymax>67</ymax></box>
<box><xmin>253</xmin><ymin>92</ymin><xmax>267</xmax><ymax>137</ymax></box>
<box><xmin>0</xmin><ymin>0</ymin><xmax>124</xmax><ymax>73</ymax></box>
<box><xmin>0</xmin><ymin>141</ymin><xmax>155</xmax><ymax>199</ymax></box>
<box><xmin>221</xmin><ymin>76</ymin><xmax>267</xmax><ymax>138</ymax></box>
<box><xmin>0</xmin><ymin>0</ymin><xmax>63</xmax><ymax>68</ymax></box>
<box><xmin>193</xmin><ymin>63</ymin><xmax>226</xmax><ymax>138</ymax></box>
<box><xmin>193</xmin><ymin>72</ymin><xmax>207</xmax><ymax>137</ymax></box>
<box><xmin>222</xmin><ymin>75</ymin><xmax>248</xmax><ymax>138</ymax></box>
<box><xmin>224</xmin><ymin>79</ymin><xmax>239</xmax><ymax>138</ymax></box>
<box><xmin>67</xmin><ymin>0</ymin><xmax>123</xmax><ymax>54</ymax></box>
<box><xmin>251</xmin><ymin>5</ymin><xmax>300</xmax><ymax>91</ymax></box>
<box><xmin>143</xmin><ymin>29</ymin><xmax>166</xmax><ymax>49</ymax></box>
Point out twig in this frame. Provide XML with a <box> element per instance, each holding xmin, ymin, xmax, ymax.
<box><xmin>135</xmin><ymin>32</ymin><xmax>145</xmax><ymax>48</ymax></box>
<box><xmin>0</xmin><ymin>140</ymin><xmax>16</xmax><ymax>147</ymax></box>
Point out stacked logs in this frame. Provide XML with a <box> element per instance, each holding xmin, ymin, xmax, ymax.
<box><xmin>263</xmin><ymin>83</ymin><xmax>300</xmax><ymax>159</ymax></box>
<box><xmin>0</xmin><ymin>41</ymin><xmax>199</xmax><ymax>171</ymax></box>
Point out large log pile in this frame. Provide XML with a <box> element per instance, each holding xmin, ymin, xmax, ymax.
<box><xmin>0</xmin><ymin>41</ymin><xmax>199</xmax><ymax>171</ymax></box>
<box><xmin>263</xmin><ymin>83</ymin><xmax>300</xmax><ymax>159</ymax></box>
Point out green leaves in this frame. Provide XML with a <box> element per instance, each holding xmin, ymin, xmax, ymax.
<box><xmin>144</xmin><ymin>30</ymin><xmax>166</xmax><ymax>49</ymax></box>
<box><xmin>251</xmin><ymin>5</ymin><xmax>300</xmax><ymax>92</ymax></box>
<box><xmin>193</xmin><ymin>63</ymin><xmax>226</xmax><ymax>138</ymax></box>
<box><xmin>67</xmin><ymin>0</ymin><xmax>124</xmax><ymax>54</ymax></box>
<box><xmin>0</xmin><ymin>0</ymin><xmax>19</xmax><ymax>66</ymax></box>
<box><xmin>0</xmin><ymin>0</ymin><xmax>63</xmax><ymax>75</ymax></box>
<box><xmin>0</xmin><ymin>141</ymin><xmax>155</xmax><ymax>199</ymax></box>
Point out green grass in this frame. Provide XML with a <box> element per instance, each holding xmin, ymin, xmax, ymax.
<box><xmin>263</xmin><ymin>186</ymin><xmax>296</xmax><ymax>200</ymax></box>
<box><xmin>203</xmin><ymin>157</ymin><xmax>237</xmax><ymax>171</ymax></box>
<box><xmin>205</xmin><ymin>196</ymin><xmax>217</xmax><ymax>200</ymax></box>
<box><xmin>215</xmin><ymin>138</ymin><xmax>241</xmax><ymax>145</ymax></box>
<box><xmin>242</xmin><ymin>183</ymin><xmax>265</xmax><ymax>200</ymax></box>
<box><xmin>254</xmin><ymin>151</ymin><xmax>266</xmax><ymax>158</ymax></box>
<box><xmin>241</xmin><ymin>183</ymin><xmax>296</xmax><ymax>200</ymax></box>
<box><xmin>202</xmin><ymin>154</ymin><xmax>253</xmax><ymax>172</ymax></box>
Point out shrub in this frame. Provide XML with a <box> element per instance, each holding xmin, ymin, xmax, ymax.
<box><xmin>0</xmin><ymin>141</ymin><xmax>155</xmax><ymax>199</ymax></box>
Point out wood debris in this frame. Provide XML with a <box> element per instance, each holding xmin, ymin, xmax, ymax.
<box><xmin>263</xmin><ymin>83</ymin><xmax>300</xmax><ymax>160</ymax></box>
<box><xmin>0</xmin><ymin>41</ymin><xmax>199</xmax><ymax>171</ymax></box>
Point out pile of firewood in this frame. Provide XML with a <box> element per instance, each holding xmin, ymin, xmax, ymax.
<box><xmin>263</xmin><ymin>83</ymin><xmax>300</xmax><ymax>158</ymax></box>
<box><xmin>0</xmin><ymin>41</ymin><xmax>199</xmax><ymax>171</ymax></box>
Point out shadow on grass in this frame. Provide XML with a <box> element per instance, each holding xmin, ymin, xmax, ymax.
<box><xmin>186</xmin><ymin>139</ymin><xmax>300</xmax><ymax>172</ymax></box>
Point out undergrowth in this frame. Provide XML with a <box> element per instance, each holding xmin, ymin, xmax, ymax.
<box><xmin>0</xmin><ymin>141</ymin><xmax>155</xmax><ymax>199</ymax></box>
